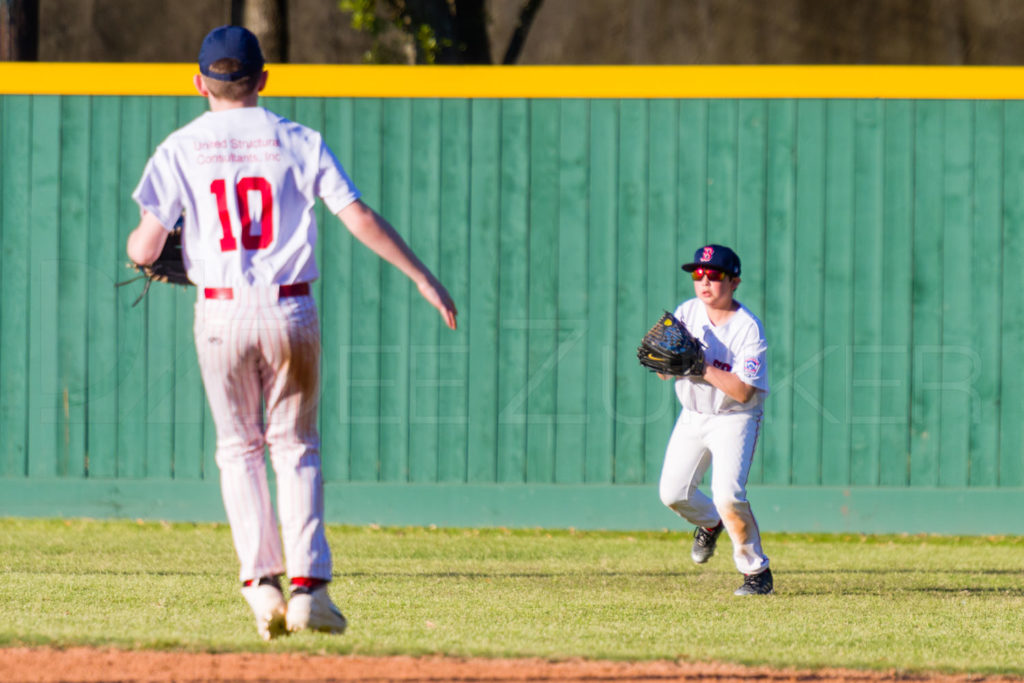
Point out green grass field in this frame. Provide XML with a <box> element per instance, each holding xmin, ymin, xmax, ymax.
<box><xmin>0</xmin><ymin>518</ymin><xmax>1021</xmax><ymax>675</ymax></box>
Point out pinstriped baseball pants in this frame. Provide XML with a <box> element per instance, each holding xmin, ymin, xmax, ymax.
<box><xmin>194</xmin><ymin>287</ymin><xmax>332</xmax><ymax>583</ymax></box>
<box><xmin>658</xmin><ymin>408</ymin><xmax>769</xmax><ymax>575</ymax></box>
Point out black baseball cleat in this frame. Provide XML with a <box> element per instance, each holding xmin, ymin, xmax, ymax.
<box><xmin>690</xmin><ymin>522</ymin><xmax>724</xmax><ymax>564</ymax></box>
<box><xmin>734</xmin><ymin>568</ymin><xmax>774</xmax><ymax>596</ymax></box>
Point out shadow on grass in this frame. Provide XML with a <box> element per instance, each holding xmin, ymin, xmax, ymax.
<box><xmin>767</xmin><ymin>569</ymin><xmax>1024</xmax><ymax>597</ymax></box>
<box><xmin>780</xmin><ymin>586</ymin><xmax>1024</xmax><ymax>597</ymax></box>
<box><xmin>787</xmin><ymin>568</ymin><xmax>1024</xmax><ymax>576</ymax></box>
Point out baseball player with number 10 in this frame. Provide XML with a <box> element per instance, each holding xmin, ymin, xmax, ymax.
<box><xmin>127</xmin><ymin>25</ymin><xmax>458</xmax><ymax>639</ymax></box>
<box><xmin>657</xmin><ymin>245</ymin><xmax>773</xmax><ymax>596</ymax></box>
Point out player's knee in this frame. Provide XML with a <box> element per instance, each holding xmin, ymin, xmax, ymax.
<box><xmin>215</xmin><ymin>439</ymin><xmax>266</xmax><ymax>467</ymax></box>
<box><xmin>659</xmin><ymin>482</ymin><xmax>696</xmax><ymax>511</ymax></box>
<box><xmin>711</xmin><ymin>492</ymin><xmax>748</xmax><ymax>516</ymax></box>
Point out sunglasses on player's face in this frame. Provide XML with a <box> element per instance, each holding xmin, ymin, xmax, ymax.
<box><xmin>691</xmin><ymin>267</ymin><xmax>728</xmax><ymax>282</ymax></box>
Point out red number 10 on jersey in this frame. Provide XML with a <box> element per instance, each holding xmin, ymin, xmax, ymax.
<box><xmin>210</xmin><ymin>177</ymin><xmax>274</xmax><ymax>252</ymax></box>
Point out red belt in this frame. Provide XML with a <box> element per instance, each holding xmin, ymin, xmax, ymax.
<box><xmin>203</xmin><ymin>282</ymin><xmax>310</xmax><ymax>300</ymax></box>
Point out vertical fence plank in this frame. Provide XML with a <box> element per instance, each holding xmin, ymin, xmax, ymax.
<box><xmin>678</xmin><ymin>101</ymin><xmax>708</xmax><ymax>250</ymax></box>
<box><xmin>524</xmin><ymin>99</ymin><xmax>559</xmax><ymax>484</ymax></box>
<box><xmin>820</xmin><ymin>100</ymin><xmax>856</xmax><ymax>486</ymax></box>
<box><xmin>378</xmin><ymin>98</ymin><xmax>412</xmax><ymax>483</ymax></box>
<box><xmin>643</xmin><ymin>100</ymin><xmax>680</xmax><ymax>483</ymax></box>
<box><xmin>761</xmin><ymin>99</ymin><xmax>796</xmax><ymax>486</ymax></box>
<box><xmin>938</xmin><ymin>101</ymin><xmax>974</xmax><ymax>488</ymax></box>
<box><xmin>467</xmin><ymin>98</ymin><xmax>502</xmax><ymax>483</ymax></box>
<box><xmin>406</xmin><ymin>99</ymin><xmax>442</xmax><ymax>483</ymax></box>
<box><xmin>0</xmin><ymin>96</ymin><xmax>6</xmax><ymax>475</ymax></box>
<box><xmin>555</xmin><ymin>99</ymin><xmax>590</xmax><ymax>484</ymax></box>
<box><xmin>706</xmin><ymin>101</ymin><xmax>738</xmax><ymax>243</ymax></box>
<box><xmin>293</xmin><ymin>98</ymin><xmax>331</xmax><ymax>481</ymax></box>
<box><xmin>320</xmin><ymin>98</ymin><xmax>355</xmax><ymax>483</ymax></box>
<box><xmin>143</xmin><ymin>99</ymin><xmax>179</xmax><ymax>480</ymax></box>
<box><xmin>116</xmin><ymin>96</ymin><xmax>154</xmax><ymax>479</ymax></box>
<box><xmin>496</xmin><ymin>99</ymin><xmax>530</xmax><ymax>484</ymax></box>
<box><xmin>0</xmin><ymin>96</ymin><xmax>31</xmax><ymax>477</ymax></box>
<box><xmin>175</xmin><ymin>86</ymin><xmax>206</xmax><ymax>499</ymax></box>
<box><xmin>170</xmin><ymin>98</ymin><xmax>210</xmax><ymax>481</ymax></box>
<box><xmin>910</xmin><ymin>101</ymin><xmax>945</xmax><ymax>487</ymax></box>
<box><xmin>878</xmin><ymin>101</ymin><xmax>914</xmax><ymax>487</ymax></box>
<box><xmin>791</xmin><ymin>100</ymin><xmax>826</xmax><ymax>486</ymax></box>
<box><xmin>85</xmin><ymin>97</ymin><xmax>122</xmax><ymax>479</ymax></box>
<box><xmin>736</xmin><ymin>99</ymin><xmax>768</xmax><ymax>485</ymax></box>
<box><xmin>584</xmin><ymin>100</ymin><xmax>618</xmax><ymax>484</ymax></box>
<box><xmin>736</xmin><ymin>100</ymin><xmax>767</xmax><ymax>321</ymax></box>
<box><xmin>968</xmin><ymin>101</ymin><xmax>1003</xmax><ymax>487</ymax></box>
<box><xmin>0</xmin><ymin>96</ymin><xmax>4</xmax><ymax>473</ymax></box>
<box><xmin>613</xmin><ymin>99</ymin><xmax>649</xmax><ymax>484</ymax></box>
<box><xmin>27</xmin><ymin>96</ymin><xmax>61</xmax><ymax>478</ymax></box>
<box><xmin>999</xmin><ymin>102</ymin><xmax>1024</xmax><ymax>487</ymax></box>
<box><xmin>58</xmin><ymin>96</ymin><xmax>91</xmax><ymax>478</ymax></box>
<box><xmin>850</xmin><ymin>99</ymin><xmax>885</xmax><ymax>486</ymax></box>
<box><xmin>348</xmin><ymin>98</ymin><xmax>383</xmax><ymax>482</ymax></box>
<box><xmin>437</xmin><ymin>99</ymin><xmax>471</xmax><ymax>483</ymax></box>
<box><xmin>172</xmin><ymin>317</ymin><xmax>206</xmax><ymax>481</ymax></box>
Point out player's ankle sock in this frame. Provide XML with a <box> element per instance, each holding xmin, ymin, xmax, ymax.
<box><xmin>290</xmin><ymin>576</ymin><xmax>327</xmax><ymax>594</ymax></box>
<box><xmin>242</xmin><ymin>575</ymin><xmax>281</xmax><ymax>589</ymax></box>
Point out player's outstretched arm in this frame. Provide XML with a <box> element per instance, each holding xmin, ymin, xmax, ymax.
<box><xmin>126</xmin><ymin>211</ymin><xmax>171</xmax><ymax>265</ymax></box>
<box><xmin>337</xmin><ymin>200</ymin><xmax>458</xmax><ymax>330</ymax></box>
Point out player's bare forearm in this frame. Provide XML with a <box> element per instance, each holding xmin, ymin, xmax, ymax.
<box><xmin>337</xmin><ymin>201</ymin><xmax>426</xmax><ymax>278</ymax></box>
<box><xmin>126</xmin><ymin>211</ymin><xmax>171</xmax><ymax>265</ymax></box>
<box><xmin>659</xmin><ymin>368</ymin><xmax>754</xmax><ymax>403</ymax></box>
<box><xmin>701</xmin><ymin>365</ymin><xmax>757</xmax><ymax>403</ymax></box>
<box><xmin>337</xmin><ymin>200</ymin><xmax>458</xmax><ymax>330</ymax></box>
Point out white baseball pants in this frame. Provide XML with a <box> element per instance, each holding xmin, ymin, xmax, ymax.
<box><xmin>659</xmin><ymin>408</ymin><xmax>769</xmax><ymax>575</ymax></box>
<box><xmin>194</xmin><ymin>287</ymin><xmax>331</xmax><ymax>582</ymax></box>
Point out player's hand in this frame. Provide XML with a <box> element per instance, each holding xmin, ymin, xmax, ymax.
<box><xmin>417</xmin><ymin>277</ymin><xmax>458</xmax><ymax>330</ymax></box>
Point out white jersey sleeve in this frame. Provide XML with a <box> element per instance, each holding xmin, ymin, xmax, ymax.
<box><xmin>133</xmin><ymin>145</ymin><xmax>186</xmax><ymax>233</ymax></box>
<box><xmin>672</xmin><ymin>298</ymin><xmax>769</xmax><ymax>415</ymax></box>
<box><xmin>132</xmin><ymin>106</ymin><xmax>361</xmax><ymax>288</ymax></box>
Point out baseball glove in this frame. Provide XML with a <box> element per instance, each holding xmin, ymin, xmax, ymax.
<box><xmin>116</xmin><ymin>216</ymin><xmax>192</xmax><ymax>307</ymax></box>
<box><xmin>637</xmin><ymin>311</ymin><xmax>706</xmax><ymax>377</ymax></box>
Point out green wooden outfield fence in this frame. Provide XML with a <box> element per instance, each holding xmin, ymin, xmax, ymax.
<box><xmin>1</xmin><ymin>82</ymin><xmax>1023</xmax><ymax>533</ymax></box>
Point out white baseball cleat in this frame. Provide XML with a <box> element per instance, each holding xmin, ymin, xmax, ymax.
<box><xmin>286</xmin><ymin>585</ymin><xmax>348</xmax><ymax>634</ymax></box>
<box><xmin>241</xmin><ymin>581</ymin><xmax>288</xmax><ymax>641</ymax></box>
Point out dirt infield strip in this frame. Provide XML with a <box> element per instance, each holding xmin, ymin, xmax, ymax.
<box><xmin>2</xmin><ymin>648</ymin><xmax>1022</xmax><ymax>683</ymax></box>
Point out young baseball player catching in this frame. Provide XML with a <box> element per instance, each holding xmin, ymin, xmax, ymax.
<box><xmin>657</xmin><ymin>244</ymin><xmax>773</xmax><ymax>596</ymax></box>
<box><xmin>126</xmin><ymin>25</ymin><xmax>458</xmax><ymax>639</ymax></box>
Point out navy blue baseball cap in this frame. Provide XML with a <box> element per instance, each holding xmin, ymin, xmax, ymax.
<box><xmin>681</xmin><ymin>244</ymin><xmax>741</xmax><ymax>277</ymax></box>
<box><xmin>198</xmin><ymin>25</ymin><xmax>265</xmax><ymax>81</ymax></box>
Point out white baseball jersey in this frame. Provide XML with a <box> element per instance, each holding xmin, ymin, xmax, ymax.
<box><xmin>671</xmin><ymin>298</ymin><xmax>769</xmax><ymax>415</ymax></box>
<box><xmin>132</xmin><ymin>106</ymin><xmax>361</xmax><ymax>287</ymax></box>
<box><xmin>131</xmin><ymin>105</ymin><xmax>360</xmax><ymax>583</ymax></box>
